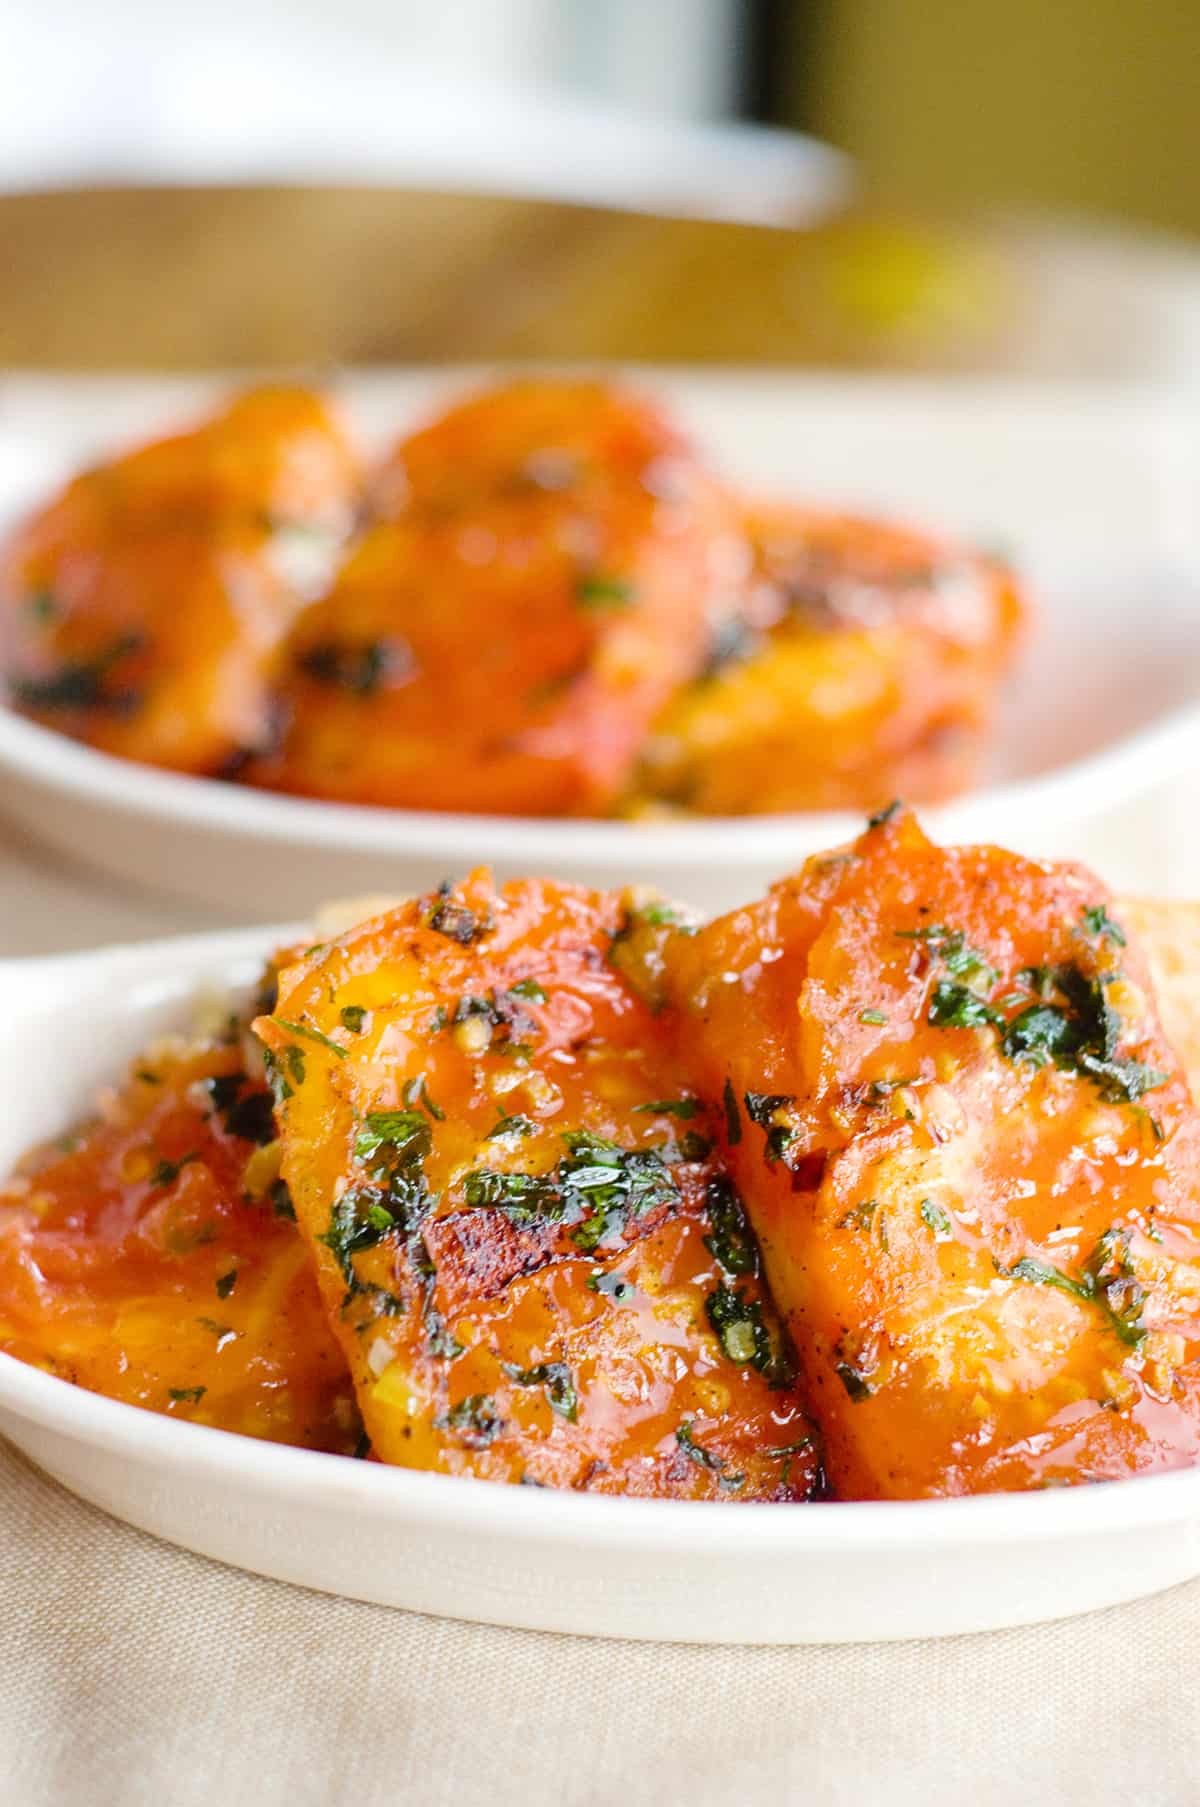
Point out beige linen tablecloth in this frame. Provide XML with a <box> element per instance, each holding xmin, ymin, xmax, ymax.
<box><xmin>4</xmin><ymin>821</ymin><xmax>1200</xmax><ymax>1807</ymax></box>
<box><xmin>2</xmin><ymin>1440</ymin><xmax>1198</xmax><ymax>1807</ymax></box>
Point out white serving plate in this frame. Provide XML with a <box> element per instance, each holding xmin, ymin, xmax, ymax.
<box><xmin>2</xmin><ymin>923</ymin><xmax>1200</xmax><ymax>1643</ymax></box>
<box><xmin>1</xmin><ymin>371</ymin><xmax>1199</xmax><ymax>921</ymax></box>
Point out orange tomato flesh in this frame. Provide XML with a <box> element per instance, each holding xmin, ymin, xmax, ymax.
<box><xmin>660</xmin><ymin>808</ymin><xmax>1200</xmax><ymax>1497</ymax></box>
<box><xmin>0</xmin><ymin>1039</ymin><xmax>360</xmax><ymax>1452</ymax></box>
<box><xmin>257</xmin><ymin>873</ymin><xmax>816</xmax><ymax>1497</ymax></box>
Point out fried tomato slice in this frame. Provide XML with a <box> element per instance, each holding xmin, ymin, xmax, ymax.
<box><xmin>256</xmin><ymin>381</ymin><xmax>744</xmax><ymax>815</ymax></box>
<box><xmin>633</xmin><ymin>506</ymin><xmax>1025</xmax><ymax>815</ymax></box>
<box><xmin>0</xmin><ymin>386</ymin><xmax>361</xmax><ymax>774</ymax></box>
<box><xmin>0</xmin><ymin>1037</ymin><xmax>359</xmax><ymax>1452</ymax></box>
<box><xmin>256</xmin><ymin>873</ymin><xmax>816</xmax><ymax>1497</ymax></box>
<box><xmin>661</xmin><ymin>808</ymin><xmax>1200</xmax><ymax>1497</ymax></box>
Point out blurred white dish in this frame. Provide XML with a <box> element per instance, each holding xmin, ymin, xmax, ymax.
<box><xmin>1</xmin><ymin>372</ymin><xmax>1198</xmax><ymax>923</ymax></box>
<box><xmin>3</xmin><ymin>924</ymin><xmax>1200</xmax><ymax>1643</ymax></box>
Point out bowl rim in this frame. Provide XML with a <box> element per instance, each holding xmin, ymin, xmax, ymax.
<box><xmin>3</xmin><ymin>921</ymin><xmax>1200</xmax><ymax>1552</ymax></box>
<box><xmin>1</xmin><ymin>694</ymin><xmax>1199</xmax><ymax>872</ymax></box>
<box><xmin>4</xmin><ymin>1333</ymin><xmax>1199</xmax><ymax>1553</ymax></box>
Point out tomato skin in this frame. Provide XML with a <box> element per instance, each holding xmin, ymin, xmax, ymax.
<box><xmin>663</xmin><ymin>809</ymin><xmax>1200</xmax><ymax>1498</ymax></box>
<box><xmin>0</xmin><ymin>1040</ymin><xmax>359</xmax><ymax>1452</ymax></box>
<box><xmin>258</xmin><ymin>872</ymin><xmax>816</xmax><ymax>1497</ymax></box>
<box><xmin>634</xmin><ymin>505</ymin><xmax>1026</xmax><ymax>816</ymax></box>
<box><xmin>255</xmin><ymin>381</ymin><xmax>743</xmax><ymax>816</ymax></box>
<box><xmin>0</xmin><ymin>386</ymin><xmax>361</xmax><ymax>775</ymax></box>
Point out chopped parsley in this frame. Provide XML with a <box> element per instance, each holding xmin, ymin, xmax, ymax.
<box><xmin>858</xmin><ymin>1007</ymin><xmax>889</xmax><ymax>1026</ymax></box>
<box><xmin>928</xmin><ymin>981</ymin><xmax>1002</xmax><ymax>1030</ymax></box>
<box><xmin>270</xmin><ymin>1179</ymin><xmax>296</xmax><ymax>1221</ymax></box>
<box><xmin>149</xmin><ymin>1151</ymin><xmax>200</xmax><ymax>1187</ymax></box>
<box><xmin>425</xmin><ymin>883</ymin><xmax>491</xmax><ymax>945</ymax></box>
<box><xmin>462</xmin><ymin>1129</ymin><xmax>678</xmax><ymax>1251</ymax></box>
<box><xmin>587</xmin><ymin>1270</ymin><xmax>636</xmax><ymax>1303</ymax></box>
<box><xmin>168</xmin><ymin>1386</ymin><xmax>206</xmax><ymax>1404</ymax></box>
<box><xmin>898</xmin><ymin>923</ymin><xmax>997</xmax><ymax>990</ymax></box>
<box><xmin>339</xmin><ymin>1005</ymin><xmax>367</xmax><ymax>1034</ymax></box>
<box><xmin>9</xmin><ymin>632</ymin><xmax>144</xmax><ymax>714</ymax></box>
<box><xmin>703</xmin><ymin>1175</ymin><xmax>759</xmax><ymax>1277</ymax></box>
<box><xmin>425</xmin><ymin>1311</ymin><xmax>464</xmax><ymax>1360</ymax></box>
<box><xmin>204</xmin><ymin>1074</ymin><xmax>276</xmax><ymax>1147</ymax></box>
<box><xmin>1081</xmin><ymin>904</ymin><xmax>1127</xmax><ymax>948</ymax></box>
<box><xmin>706</xmin><ymin>1283</ymin><xmax>773</xmax><ymax>1371</ymax></box>
<box><xmin>485</xmin><ymin>1112</ymin><xmax>537</xmax><ymax>1140</ymax></box>
<box><xmin>500</xmin><ymin>1360</ymin><xmax>578</xmax><ymax>1422</ymax></box>
<box><xmin>402</xmin><ymin>1075</ymin><xmax>445</xmax><ymax>1121</ymax></box>
<box><xmin>835</xmin><ymin>1362</ymin><xmax>873</xmax><ymax>1401</ymax></box>
<box><xmin>297</xmin><ymin>637</ymin><xmax>406</xmax><ymax>695</ymax></box>
<box><xmin>270</xmin><ymin>1017</ymin><xmax>347</xmax><ymax>1060</ymax></box>
<box><xmin>26</xmin><ymin>589</ymin><xmax>57</xmax><ymax>623</ymax></box>
<box><xmin>674</xmin><ymin>1421</ymin><xmax>723</xmax><ymax>1472</ymax></box>
<box><xmin>215</xmin><ymin>1269</ymin><xmax>238</xmax><ymax>1300</ymax></box>
<box><xmin>576</xmin><ymin>573</ymin><xmax>635</xmax><ymax>611</ymax></box>
<box><xmin>436</xmin><ymin>1395</ymin><xmax>503</xmax><ymax>1448</ymax></box>
<box><xmin>632</xmin><ymin>1098</ymin><xmax>699</xmax><ymax>1118</ymax></box>
<box><xmin>319</xmin><ymin>1190</ymin><xmax>399</xmax><ymax>1282</ymax></box>
<box><xmin>743</xmin><ymin>1092</ymin><xmax>797</xmax><ymax>1163</ymax></box>
<box><xmin>867</xmin><ymin>799</ymin><xmax>902</xmax><ymax>829</ymax></box>
<box><xmin>920</xmin><ymin>1198</ymin><xmax>953</xmax><ymax>1239</ymax></box>
<box><xmin>722</xmin><ymin>1078</ymin><xmax>742</xmax><ymax>1145</ymax></box>
<box><xmin>353</xmin><ymin>1109</ymin><xmax>432</xmax><ymax>1167</ymax></box>
<box><xmin>999</xmin><ymin>1228</ymin><xmax>1146</xmax><ymax>1348</ymax></box>
<box><xmin>508</xmin><ymin>979</ymin><xmax>547</xmax><ymax>1003</ymax></box>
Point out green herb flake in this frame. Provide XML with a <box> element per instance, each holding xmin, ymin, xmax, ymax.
<box><xmin>706</xmin><ymin>1283</ymin><xmax>772</xmax><ymax>1371</ymax></box>
<box><xmin>867</xmin><ymin>799</ymin><xmax>902</xmax><ymax>829</ymax></box>
<box><xmin>354</xmin><ymin>1109</ymin><xmax>432</xmax><ymax>1166</ymax></box>
<box><xmin>10</xmin><ymin>632</ymin><xmax>144</xmax><ymax>715</ymax></box>
<box><xmin>339</xmin><ymin>1004</ymin><xmax>367</xmax><ymax>1034</ymax></box>
<box><xmin>270</xmin><ymin>1017</ymin><xmax>347</xmax><ymax>1060</ymax></box>
<box><xmin>928</xmin><ymin>981</ymin><xmax>1002</xmax><ymax>1030</ymax></box>
<box><xmin>402</xmin><ymin>1076</ymin><xmax>445</xmax><ymax>1121</ymax></box>
<box><xmin>485</xmin><ymin>1112</ymin><xmax>537</xmax><ymax>1140</ymax></box>
<box><xmin>297</xmin><ymin>638</ymin><xmax>404</xmax><ymax>696</ymax></box>
<box><xmin>632</xmin><ymin>1098</ymin><xmax>699</xmax><ymax>1119</ymax></box>
<box><xmin>168</xmin><ymin>1386</ymin><xmax>206</xmax><ymax>1404</ymax></box>
<box><xmin>1081</xmin><ymin>904</ymin><xmax>1127</xmax><ymax>948</ymax></box>
<box><xmin>508</xmin><ymin>979</ymin><xmax>547</xmax><ymax>1003</ymax></box>
<box><xmin>576</xmin><ymin>573</ymin><xmax>635</xmax><ymax>611</ymax></box>
<box><xmin>703</xmin><ymin>1176</ymin><xmax>759</xmax><ymax>1278</ymax></box>
<box><xmin>215</xmin><ymin>1269</ymin><xmax>238</xmax><ymax>1300</ymax></box>
<box><xmin>436</xmin><ymin>1394</ymin><xmax>503</xmax><ymax>1448</ymax></box>
<box><xmin>835</xmin><ymin>1363</ymin><xmax>873</xmax><ymax>1401</ymax></box>
<box><xmin>587</xmin><ymin>1270</ymin><xmax>636</xmax><ymax>1303</ymax></box>
<box><xmin>426</xmin><ymin>883</ymin><xmax>491</xmax><ymax>946</ymax></box>
<box><xmin>722</xmin><ymin>1078</ymin><xmax>742</xmax><ymax>1145</ymax></box>
<box><xmin>743</xmin><ymin>1091</ymin><xmax>797</xmax><ymax>1163</ymax></box>
<box><xmin>149</xmin><ymin>1151</ymin><xmax>201</xmax><ymax>1188</ymax></box>
<box><xmin>1000</xmin><ymin>1228</ymin><xmax>1147</xmax><ymax>1349</ymax></box>
<box><xmin>501</xmin><ymin>1359</ymin><xmax>578</xmax><ymax>1422</ymax></box>
<box><xmin>675</xmin><ymin>1421</ymin><xmax>726</xmax><ymax>1473</ymax></box>
<box><xmin>858</xmin><ymin>1008</ymin><xmax>889</xmax><ymax>1026</ymax></box>
<box><xmin>920</xmin><ymin>1198</ymin><xmax>953</xmax><ymax>1239</ymax></box>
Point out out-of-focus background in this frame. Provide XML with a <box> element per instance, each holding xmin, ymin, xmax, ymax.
<box><xmin>2</xmin><ymin>0</ymin><xmax>1199</xmax><ymax>377</ymax></box>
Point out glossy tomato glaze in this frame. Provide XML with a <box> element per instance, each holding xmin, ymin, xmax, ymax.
<box><xmin>255</xmin><ymin>382</ymin><xmax>744</xmax><ymax>816</ymax></box>
<box><xmin>661</xmin><ymin>809</ymin><xmax>1200</xmax><ymax>1498</ymax></box>
<box><xmin>0</xmin><ymin>1037</ymin><xmax>360</xmax><ymax>1453</ymax></box>
<box><xmin>0</xmin><ymin>387</ymin><xmax>361</xmax><ymax>775</ymax></box>
<box><xmin>259</xmin><ymin>873</ymin><xmax>816</xmax><ymax>1497</ymax></box>
<box><xmin>0</xmin><ymin>380</ymin><xmax>1029</xmax><ymax>819</ymax></box>
<box><xmin>633</xmin><ymin>505</ymin><xmax>1025</xmax><ymax>816</ymax></box>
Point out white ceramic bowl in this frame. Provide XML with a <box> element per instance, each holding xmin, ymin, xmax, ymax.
<box><xmin>1</xmin><ymin>371</ymin><xmax>1199</xmax><ymax>921</ymax></box>
<box><xmin>3</xmin><ymin>923</ymin><xmax>1200</xmax><ymax>1643</ymax></box>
